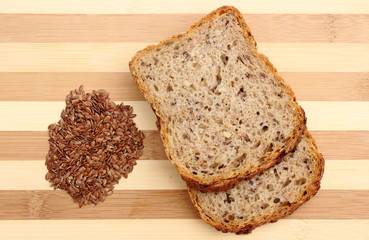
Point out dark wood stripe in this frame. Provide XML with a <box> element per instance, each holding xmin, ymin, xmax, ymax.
<box><xmin>311</xmin><ymin>131</ymin><xmax>369</xmax><ymax>160</ymax></box>
<box><xmin>0</xmin><ymin>72</ymin><xmax>144</xmax><ymax>101</ymax></box>
<box><xmin>0</xmin><ymin>190</ymin><xmax>367</xmax><ymax>220</ymax></box>
<box><xmin>281</xmin><ymin>72</ymin><xmax>369</xmax><ymax>101</ymax></box>
<box><xmin>0</xmin><ymin>131</ymin><xmax>368</xmax><ymax>160</ymax></box>
<box><xmin>0</xmin><ymin>130</ymin><xmax>166</xmax><ymax>160</ymax></box>
<box><xmin>0</xmin><ymin>72</ymin><xmax>368</xmax><ymax>101</ymax></box>
<box><xmin>0</xmin><ymin>14</ymin><xmax>368</xmax><ymax>43</ymax></box>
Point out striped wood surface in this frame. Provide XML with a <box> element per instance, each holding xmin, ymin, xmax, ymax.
<box><xmin>0</xmin><ymin>1</ymin><xmax>368</xmax><ymax>239</ymax></box>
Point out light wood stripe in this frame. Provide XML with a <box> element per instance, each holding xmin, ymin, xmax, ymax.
<box><xmin>1</xmin><ymin>131</ymin><xmax>368</xmax><ymax>161</ymax></box>
<box><xmin>0</xmin><ymin>43</ymin><xmax>142</xmax><ymax>72</ymax></box>
<box><xmin>0</xmin><ymin>160</ymin><xmax>367</xmax><ymax>190</ymax></box>
<box><xmin>1</xmin><ymin>72</ymin><xmax>368</xmax><ymax>101</ymax></box>
<box><xmin>1</xmin><ymin>101</ymin><xmax>369</xmax><ymax>131</ymax></box>
<box><xmin>1</xmin><ymin>220</ymin><xmax>369</xmax><ymax>240</ymax></box>
<box><xmin>0</xmin><ymin>43</ymin><xmax>368</xmax><ymax>72</ymax></box>
<box><xmin>1</xmin><ymin>0</ymin><xmax>369</xmax><ymax>14</ymax></box>
<box><xmin>262</xmin><ymin>43</ymin><xmax>369</xmax><ymax>72</ymax></box>
<box><xmin>1</xmin><ymin>14</ymin><xmax>369</xmax><ymax>43</ymax></box>
<box><xmin>322</xmin><ymin>161</ymin><xmax>369</xmax><ymax>190</ymax></box>
<box><xmin>299</xmin><ymin>101</ymin><xmax>369</xmax><ymax>131</ymax></box>
<box><xmin>0</xmin><ymin>190</ymin><xmax>367</xmax><ymax>220</ymax></box>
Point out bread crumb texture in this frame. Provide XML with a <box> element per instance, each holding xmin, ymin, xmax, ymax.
<box><xmin>131</xmin><ymin>6</ymin><xmax>303</xmax><ymax>188</ymax></box>
<box><xmin>189</xmin><ymin>133</ymin><xmax>324</xmax><ymax>234</ymax></box>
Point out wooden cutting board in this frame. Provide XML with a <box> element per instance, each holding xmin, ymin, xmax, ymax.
<box><xmin>0</xmin><ymin>1</ymin><xmax>369</xmax><ymax>239</ymax></box>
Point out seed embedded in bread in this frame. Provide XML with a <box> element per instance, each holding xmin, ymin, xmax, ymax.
<box><xmin>129</xmin><ymin>6</ymin><xmax>305</xmax><ymax>191</ymax></box>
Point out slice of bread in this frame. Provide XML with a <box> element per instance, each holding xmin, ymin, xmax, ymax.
<box><xmin>188</xmin><ymin>131</ymin><xmax>324</xmax><ymax>234</ymax></box>
<box><xmin>129</xmin><ymin>6</ymin><xmax>306</xmax><ymax>192</ymax></box>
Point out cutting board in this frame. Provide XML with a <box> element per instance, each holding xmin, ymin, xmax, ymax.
<box><xmin>0</xmin><ymin>1</ymin><xmax>369</xmax><ymax>239</ymax></box>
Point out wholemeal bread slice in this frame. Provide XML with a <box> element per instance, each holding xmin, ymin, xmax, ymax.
<box><xmin>188</xmin><ymin>131</ymin><xmax>324</xmax><ymax>234</ymax></box>
<box><xmin>129</xmin><ymin>6</ymin><xmax>306</xmax><ymax>192</ymax></box>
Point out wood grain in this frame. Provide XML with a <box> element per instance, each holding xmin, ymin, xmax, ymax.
<box><xmin>0</xmin><ymin>160</ymin><xmax>367</xmax><ymax>190</ymax></box>
<box><xmin>0</xmin><ymin>190</ymin><xmax>367</xmax><ymax>220</ymax></box>
<box><xmin>299</xmin><ymin>101</ymin><xmax>369</xmax><ymax>131</ymax></box>
<box><xmin>0</xmin><ymin>43</ymin><xmax>369</xmax><ymax>72</ymax></box>
<box><xmin>1</xmin><ymin>101</ymin><xmax>369</xmax><ymax>131</ymax></box>
<box><xmin>312</xmin><ymin>131</ymin><xmax>369</xmax><ymax>160</ymax></box>
<box><xmin>0</xmin><ymin>131</ymin><xmax>166</xmax><ymax>160</ymax></box>
<box><xmin>321</xmin><ymin>160</ymin><xmax>369</xmax><ymax>189</ymax></box>
<box><xmin>1</xmin><ymin>219</ymin><xmax>369</xmax><ymax>240</ymax></box>
<box><xmin>0</xmin><ymin>72</ymin><xmax>144</xmax><ymax>101</ymax></box>
<box><xmin>1</xmin><ymin>0</ymin><xmax>369</xmax><ymax>14</ymax></box>
<box><xmin>0</xmin><ymin>101</ymin><xmax>157</xmax><ymax>131</ymax></box>
<box><xmin>281</xmin><ymin>72</ymin><xmax>369</xmax><ymax>101</ymax></box>
<box><xmin>1</xmin><ymin>72</ymin><xmax>368</xmax><ymax>101</ymax></box>
<box><xmin>0</xmin><ymin>160</ymin><xmax>185</xmax><ymax>190</ymax></box>
<box><xmin>0</xmin><ymin>0</ymin><xmax>368</xmax><ymax>239</ymax></box>
<box><xmin>1</xmin><ymin>131</ymin><xmax>368</xmax><ymax>161</ymax></box>
<box><xmin>1</xmin><ymin>14</ymin><xmax>368</xmax><ymax>43</ymax></box>
<box><xmin>0</xmin><ymin>43</ymin><xmax>144</xmax><ymax>72</ymax></box>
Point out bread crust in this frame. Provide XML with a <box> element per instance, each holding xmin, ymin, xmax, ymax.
<box><xmin>188</xmin><ymin>131</ymin><xmax>325</xmax><ymax>234</ymax></box>
<box><xmin>129</xmin><ymin>6</ymin><xmax>306</xmax><ymax>192</ymax></box>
